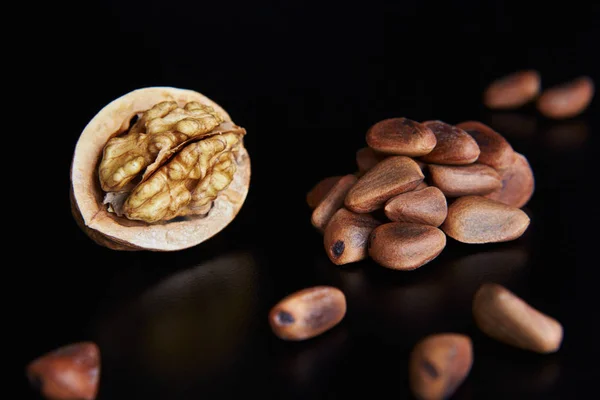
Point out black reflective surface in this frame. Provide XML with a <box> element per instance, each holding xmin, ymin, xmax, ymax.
<box><xmin>18</xmin><ymin>0</ymin><xmax>599</xmax><ymax>399</ymax></box>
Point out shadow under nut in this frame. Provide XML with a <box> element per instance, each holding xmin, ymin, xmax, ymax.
<box><xmin>324</xmin><ymin>208</ymin><xmax>382</xmax><ymax>265</ymax></box>
<box><xmin>483</xmin><ymin>70</ymin><xmax>541</xmax><ymax>109</ymax></box>
<box><xmin>368</xmin><ymin>222</ymin><xmax>446</xmax><ymax>270</ymax></box>
<box><xmin>419</xmin><ymin>120</ymin><xmax>480</xmax><ymax>165</ymax></box>
<box><xmin>441</xmin><ymin>196</ymin><xmax>530</xmax><ymax>244</ymax></box>
<box><xmin>409</xmin><ymin>333</ymin><xmax>473</xmax><ymax>400</ymax></box>
<box><xmin>429</xmin><ymin>163</ymin><xmax>502</xmax><ymax>197</ymax></box>
<box><xmin>311</xmin><ymin>174</ymin><xmax>358</xmax><ymax>231</ymax></box>
<box><xmin>356</xmin><ymin>147</ymin><xmax>388</xmax><ymax>174</ymax></box>
<box><xmin>269</xmin><ymin>286</ymin><xmax>347</xmax><ymax>341</ymax></box>
<box><xmin>345</xmin><ymin>156</ymin><xmax>424</xmax><ymax>213</ymax></box>
<box><xmin>536</xmin><ymin>76</ymin><xmax>595</xmax><ymax>119</ymax></box>
<box><xmin>473</xmin><ymin>283</ymin><xmax>563</xmax><ymax>353</ymax></box>
<box><xmin>365</xmin><ymin>118</ymin><xmax>437</xmax><ymax>156</ymax></box>
<box><xmin>306</xmin><ymin>176</ymin><xmax>343</xmax><ymax>209</ymax></box>
<box><xmin>414</xmin><ymin>181</ymin><xmax>429</xmax><ymax>190</ymax></box>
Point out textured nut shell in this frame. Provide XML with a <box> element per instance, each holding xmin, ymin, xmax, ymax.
<box><xmin>441</xmin><ymin>196</ymin><xmax>530</xmax><ymax>244</ymax></box>
<box><xmin>384</xmin><ymin>186</ymin><xmax>447</xmax><ymax>227</ymax></box>
<box><xmin>428</xmin><ymin>163</ymin><xmax>502</xmax><ymax>197</ymax></box>
<box><xmin>409</xmin><ymin>334</ymin><xmax>473</xmax><ymax>400</ymax></box>
<box><xmin>419</xmin><ymin>120</ymin><xmax>480</xmax><ymax>165</ymax></box>
<box><xmin>70</xmin><ymin>87</ymin><xmax>250</xmax><ymax>251</ymax></box>
<box><xmin>368</xmin><ymin>222</ymin><xmax>446</xmax><ymax>270</ymax></box>
<box><xmin>455</xmin><ymin>121</ymin><xmax>514</xmax><ymax>171</ymax></box>
<box><xmin>324</xmin><ymin>208</ymin><xmax>382</xmax><ymax>265</ymax></box>
<box><xmin>484</xmin><ymin>152</ymin><xmax>535</xmax><ymax>208</ymax></box>
<box><xmin>473</xmin><ymin>283</ymin><xmax>563</xmax><ymax>353</ymax></box>
<box><xmin>365</xmin><ymin>118</ymin><xmax>437</xmax><ymax>156</ymax></box>
<box><xmin>345</xmin><ymin>156</ymin><xmax>424</xmax><ymax>213</ymax></box>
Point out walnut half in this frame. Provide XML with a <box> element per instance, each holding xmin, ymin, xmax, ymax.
<box><xmin>70</xmin><ymin>87</ymin><xmax>251</xmax><ymax>251</ymax></box>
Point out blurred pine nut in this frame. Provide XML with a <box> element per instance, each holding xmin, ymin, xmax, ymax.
<box><xmin>537</xmin><ymin>76</ymin><xmax>594</xmax><ymax>119</ymax></box>
<box><xmin>484</xmin><ymin>70</ymin><xmax>541</xmax><ymax>109</ymax></box>
<box><xmin>269</xmin><ymin>286</ymin><xmax>347</xmax><ymax>341</ymax></box>
<box><xmin>473</xmin><ymin>283</ymin><xmax>563</xmax><ymax>353</ymax></box>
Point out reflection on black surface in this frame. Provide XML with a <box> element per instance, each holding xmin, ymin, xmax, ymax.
<box><xmin>318</xmin><ymin>240</ymin><xmax>530</xmax><ymax>347</ymax></box>
<box><xmin>542</xmin><ymin>120</ymin><xmax>589</xmax><ymax>150</ymax></box>
<box><xmin>317</xmin><ymin>257</ymin><xmax>447</xmax><ymax>347</ymax></box>
<box><xmin>487</xmin><ymin>111</ymin><xmax>538</xmax><ymax>139</ymax></box>
<box><xmin>273</xmin><ymin>326</ymin><xmax>349</xmax><ymax>398</ymax></box>
<box><xmin>471</xmin><ymin>346</ymin><xmax>561</xmax><ymax>398</ymax></box>
<box><xmin>442</xmin><ymin>243</ymin><xmax>529</xmax><ymax>311</ymax></box>
<box><xmin>305</xmin><ymin>240</ymin><xmax>534</xmax><ymax>399</ymax></box>
<box><xmin>92</xmin><ymin>252</ymin><xmax>260</xmax><ymax>397</ymax></box>
<box><xmin>366</xmin><ymin>271</ymin><xmax>448</xmax><ymax>343</ymax></box>
<box><xmin>84</xmin><ymin>203</ymin><xmax>552</xmax><ymax>399</ymax></box>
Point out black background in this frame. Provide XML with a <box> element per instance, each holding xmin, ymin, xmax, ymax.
<box><xmin>15</xmin><ymin>0</ymin><xmax>599</xmax><ymax>398</ymax></box>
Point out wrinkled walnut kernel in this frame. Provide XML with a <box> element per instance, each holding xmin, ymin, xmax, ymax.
<box><xmin>123</xmin><ymin>132</ymin><xmax>242</xmax><ymax>223</ymax></box>
<box><xmin>99</xmin><ymin>101</ymin><xmax>224</xmax><ymax>192</ymax></box>
<box><xmin>97</xmin><ymin>101</ymin><xmax>246</xmax><ymax>224</ymax></box>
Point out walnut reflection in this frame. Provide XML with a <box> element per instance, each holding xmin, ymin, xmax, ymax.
<box><xmin>543</xmin><ymin>120</ymin><xmax>589</xmax><ymax>150</ymax></box>
<box><xmin>93</xmin><ymin>251</ymin><xmax>259</xmax><ymax>383</ymax></box>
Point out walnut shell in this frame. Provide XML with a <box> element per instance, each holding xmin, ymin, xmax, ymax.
<box><xmin>70</xmin><ymin>87</ymin><xmax>251</xmax><ymax>251</ymax></box>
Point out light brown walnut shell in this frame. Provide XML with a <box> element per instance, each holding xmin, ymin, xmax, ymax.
<box><xmin>70</xmin><ymin>87</ymin><xmax>251</xmax><ymax>251</ymax></box>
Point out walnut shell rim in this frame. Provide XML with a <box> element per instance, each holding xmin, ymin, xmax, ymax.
<box><xmin>70</xmin><ymin>86</ymin><xmax>251</xmax><ymax>251</ymax></box>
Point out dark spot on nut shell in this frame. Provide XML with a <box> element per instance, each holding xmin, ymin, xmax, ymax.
<box><xmin>421</xmin><ymin>359</ymin><xmax>439</xmax><ymax>378</ymax></box>
<box><xmin>332</xmin><ymin>240</ymin><xmax>345</xmax><ymax>258</ymax></box>
<box><xmin>277</xmin><ymin>310</ymin><xmax>295</xmax><ymax>325</ymax></box>
<box><xmin>306</xmin><ymin>305</ymin><xmax>338</xmax><ymax>330</ymax></box>
<box><xmin>466</xmin><ymin>129</ymin><xmax>491</xmax><ymax>146</ymax></box>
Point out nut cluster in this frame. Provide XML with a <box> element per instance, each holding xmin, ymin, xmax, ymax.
<box><xmin>307</xmin><ymin>118</ymin><xmax>534</xmax><ymax>270</ymax></box>
<box><xmin>274</xmin><ymin>116</ymin><xmax>559</xmax><ymax>399</ymax></box>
